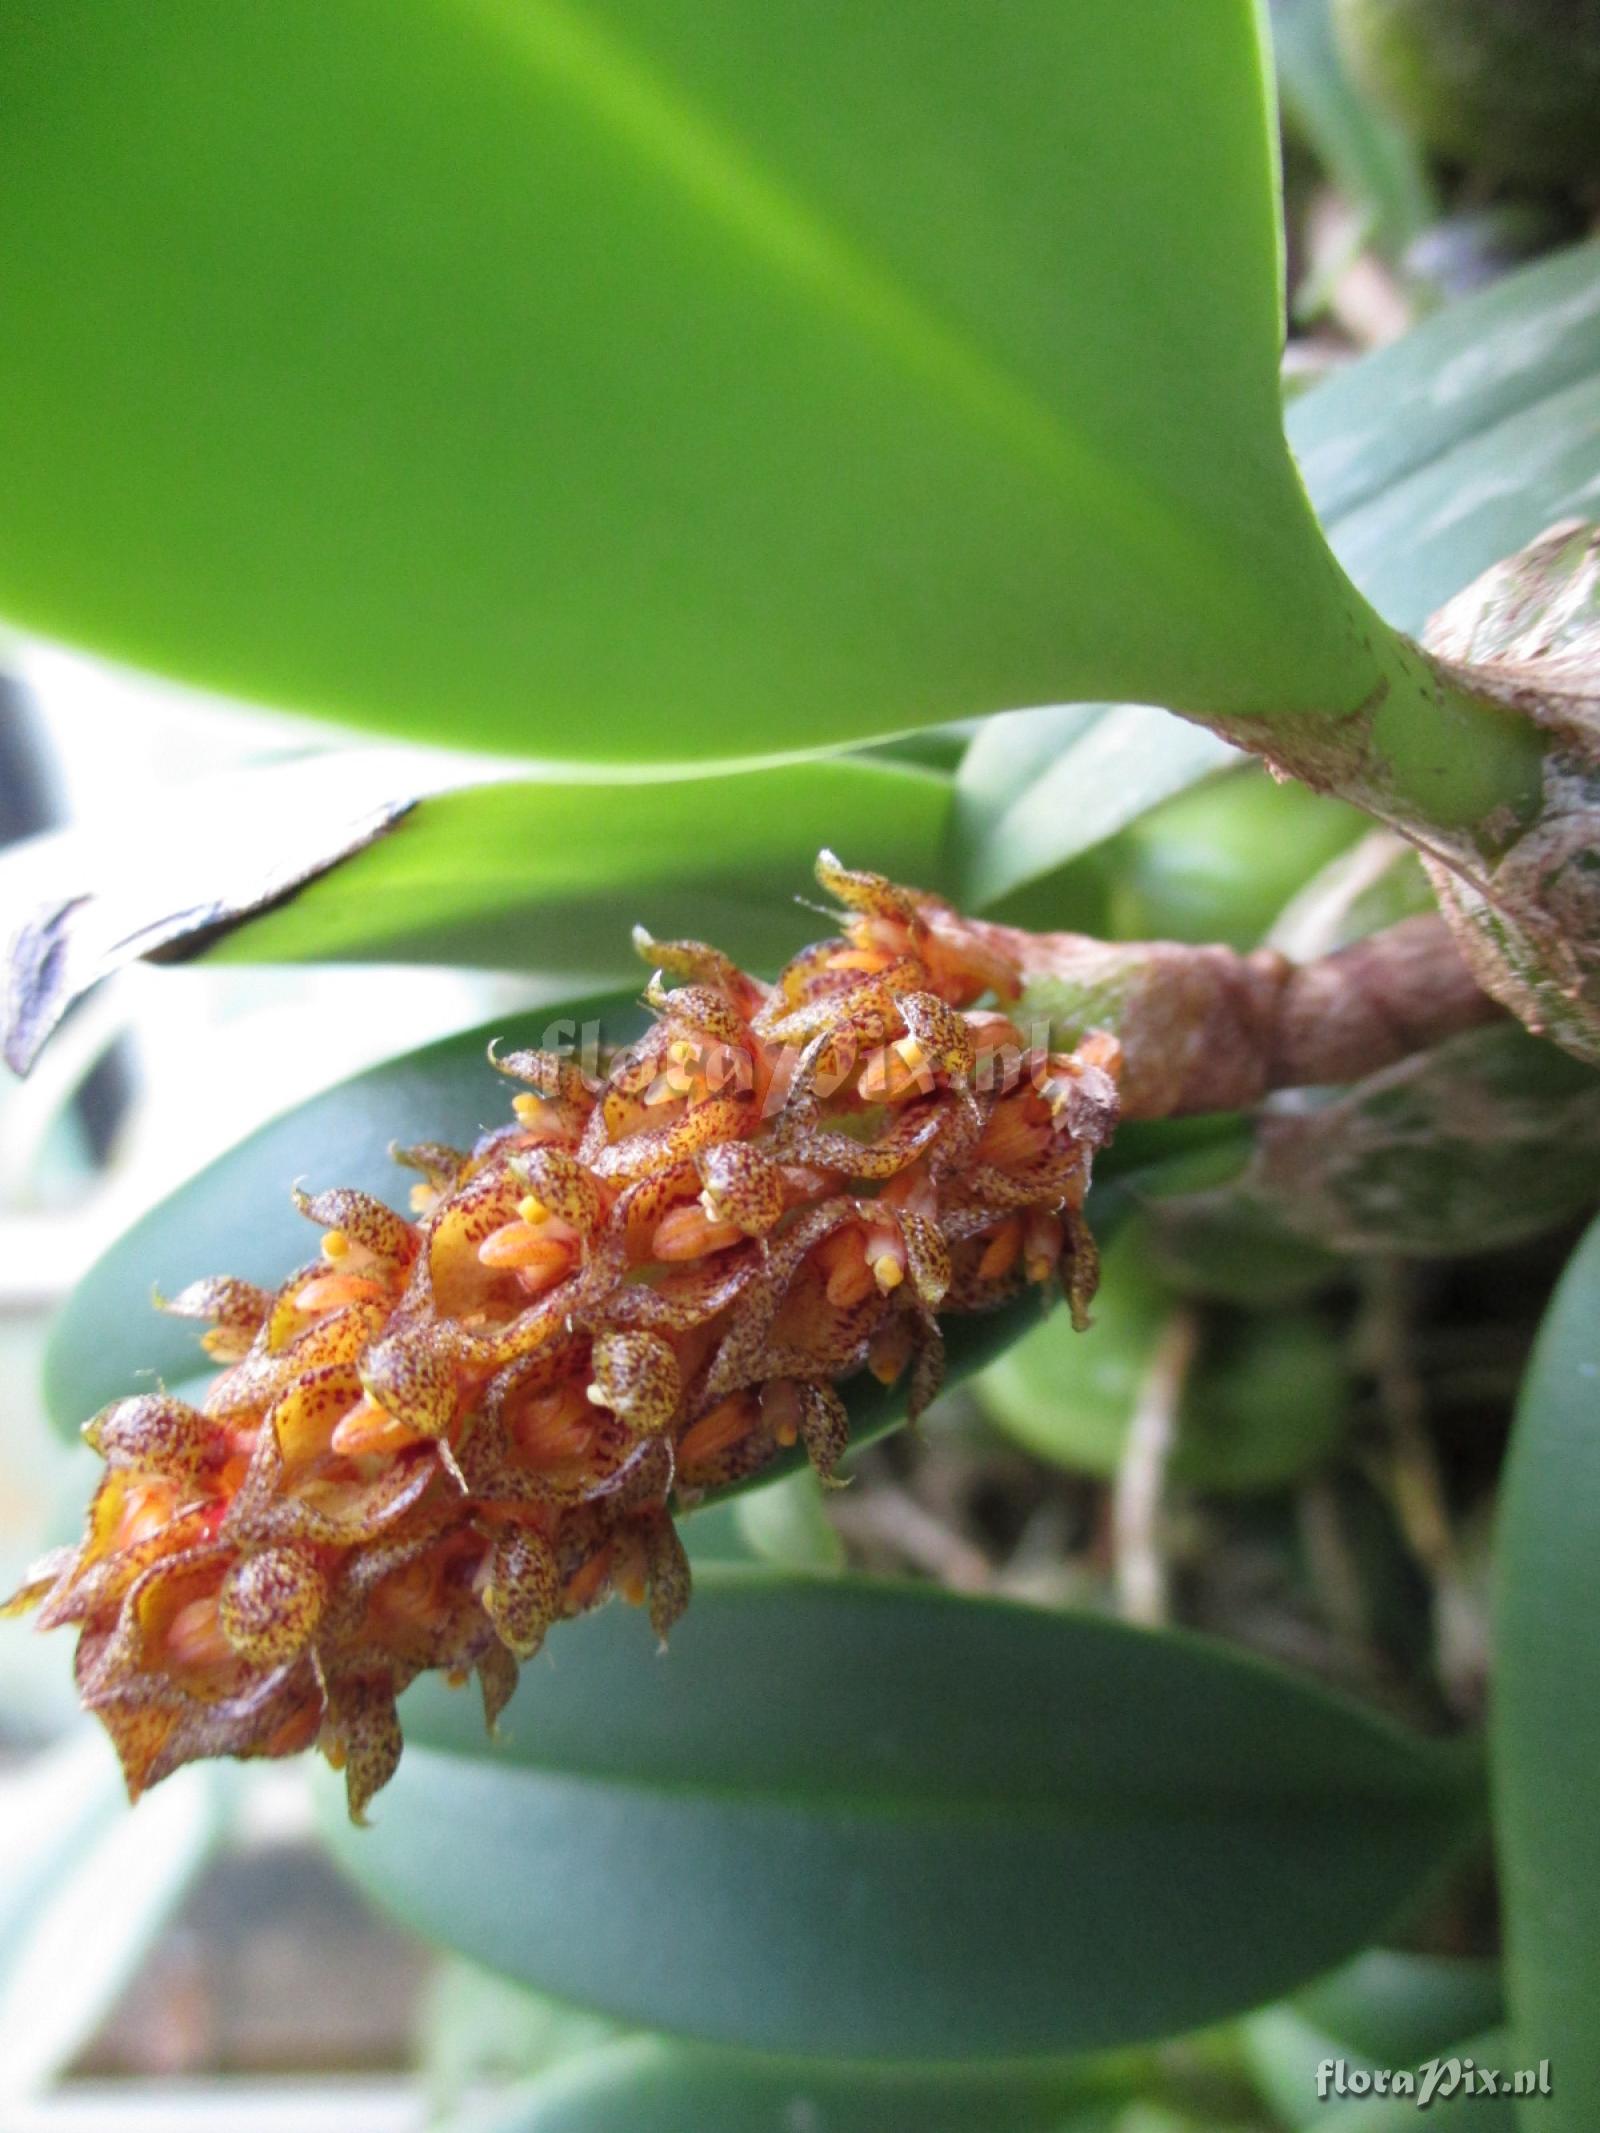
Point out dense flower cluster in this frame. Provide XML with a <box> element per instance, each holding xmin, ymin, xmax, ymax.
<box><xmin>7</xmin><ymin>856</ymin><xmax>1119</xmax><ymax>1816</ymax></box>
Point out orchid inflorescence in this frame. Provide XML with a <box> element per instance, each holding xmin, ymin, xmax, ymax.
<box><xmin>7</xmin><ymin>854</ymin><xmax>1119</xmax><ymax>1818</ymax></box>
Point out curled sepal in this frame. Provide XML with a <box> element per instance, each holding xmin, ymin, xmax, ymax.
<box><xmin>815</xmin><ymin>848</ymin><xmax>919</xmax><ymax>928</ymax></box>
<box><xmin>766</xmin><ymin>1378</ymin><xmax>851</xmax><ymax>1489</ymax></box>
<box><xmin>643</xmin><ymin>973</ymin><xmax>748</xmax><ymax>1047</ymax></box>
<box><xmin>641</xmin><ymin>1513</ymin><xmax>691</xmax><ymax>1647</ymax></box>
<box><xmin>477</xmin><ymin>1640</ymin><xmax>519</xmax><ymax>1733</ymax></box>
<box><xmin>219</xmin><ymin>1543</ymin><xmax>328</xmax><ymax>1665</ymax></box>
<box><xmin>486</xmin><ymin>1041</ymin><xmax>593</xmax><ymax>1107</ymax></box>
<box><xmin>360</xmin><ymin>1327</ymin><xmax>461</xmax><ymax>1441</ymax></box>
<box><xmin>291</xmin><ymin>1185</ymin><xmax>416</xmax><ymax>1268</ymax></box>
<box><xmin>697</xmin><ymin>1140</ymin><xmax>784</xmax><ymax>1237</ymax></box>
<box><xmin>899</xmin><ymin>1211</ymin><xmax>953</xmax><ymax>1313</ymax></box>
<box><xmin>588</xmin><ymin>1331</ymin><xmax>681</xmax><ymax>1437</ymax></box>
<box><xmin>482</xmin><ymin>1525</ymin><xmax>561</xmax><ymax>1658</ymax></box>
<box><xmin>154</xmin><ymin>1277</ymin><xmax>272</xmax><ymax>1361</ymax></box>
<box><xmin>324</xmin><ymin>1678</ymin><xmax>404</xmax><ymax>1825</ymax></box>
<box><xmin>83</xmin><ymin>1394</ymin><xmax>228</xmax><ymax>1485</ymax></box>
<box><xmin>631</xmin><ymin>923</ymin><xmax>745</xmax><ymax>996</ymax></box>
<box><xmin>898</xmin><ymin>991</ymin><xmax>977</xmax><ymax>1082</ymax></box>
<box><xmin>511</xmin><ymin>1146</ymin><xmax>602</xmax><ymax>1236</ymax></box>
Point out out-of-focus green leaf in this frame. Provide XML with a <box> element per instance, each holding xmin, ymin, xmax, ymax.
<box><xmin>1244</xmin><ymin>1951</ymin><xmax>1504</xmax><ymax>2129</ymax></box>
<box><xmin>212</xmin><ymin>758</ymin><xmax>951</xmax><ymax>974</ymax></box>
<box><xmin>0</xmin><ymin>3</ymin><xmax>1374</xmax><ymax>763</ymax></box>
<box><xmin>3</xmin><ymin>750</ymin><xmax>953</xmax><ymax>1048</ymax></box>
<box><xmin>953</xmin><ymin>245</ymin><xmax>1600</xmax><ymax>915</ymax></box>
<box><xmin>318</xmin><ymin>1568</ymin><xmax>1480</xmax><ymax>2061</ymax></box>
<box><xmin>1294</xmin><ymin>243</ymin><xmax>1600</xmax><ymax>635</ymax></box>
<box><xmin>950</xmin><ymin>707</ymin><xmax>1238</xmax><ymax>915</ymax></box>
<box><xmin>1272</xmin><ymin>0</ymin><xmax>1436</xmax><ymax>254</ymax></box>
<box><xmin>1105</xmin><ymin>772</ymin><xmax>1367</xmax><ymax>949</ymax></box>
<box><xmin>441</xmin><ymin>2036</ymin><xmax>1117</xmax><ymax>2133</ymax></box>
<box><xmin>733</xmin><ymin>1469</ymin><xmax>846</xmax><ymax>1573</ymax></box>
<box><xmin>421</xmin><ymin>1959</ymin><xmax>624</xmax><ymax>2117</ymax></box>
<box><xmin>976</xmin><ymin>1223</ymin><xmax>1349</xmax><ymax>1489</ymax></box>
<box><xmin>0</xmin><ymin>1735</ymin><xmax>222</xmax><ymax>2100</ymax></box>
<box><xmin>1493</xmin><ymin>1213</ymin><xmax>1600</xmax><ymax>2131</ymax></box>
<box><xmin>1295</xmin><ymin>1950</ymin><xmax>1505</xmax><ymax>2069</ymax></box>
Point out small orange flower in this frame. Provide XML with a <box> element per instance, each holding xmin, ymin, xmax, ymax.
<box><xmin>6</xmin><ymin>854</ymin><xmax>1118</xmax><ymax>1818</ymax></box>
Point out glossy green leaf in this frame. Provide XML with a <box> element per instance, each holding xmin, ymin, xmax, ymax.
<box><xmin>444</xmin><ymin>2037</ymin><xmax>1116</xmax><ymax>2133</ymax></box>
<box><xmin>953</xmin><ymin>243</ymin><xmax>1600</xmax><ymax>917</ymax></box>
<box><xmin>0</xmin><ymin>2</ymin><xmax>1386</xmax><ymax>762</ymax></box>
<box><xmin>318</xmin><ymin>1569</ymin><xmax>1478</xmax><ymax>2060</ymax></box>
<box><xmin>1492</xmin><ymin>1212</ymin><xmax>1600</xmax><ymax>2132</ymax></box>
<box><xmin>1104</xmin><ymin>772</ymin><xmax>1366</xmax><ymax>950</ymax></box>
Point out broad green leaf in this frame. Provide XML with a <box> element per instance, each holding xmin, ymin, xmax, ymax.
<box><xmin>442</xmin><ymin>2037</ymin><xmax>1115</xmax><ymax>2133</ymax></box>
<box><xmin>318</xmin><ymin>1569</ymin><xmax>1479</xmax><ymax>2060</ymax></box>
<box><xmin>5</xmin><ymin>751</ymin><xmax>951</xmax><ymax>1057</ymax></box>
<box><xmin>1105</xmin><ymin>773</ymin><xmax>1366</xmax><ymax>950</ymax></box>
<box><xmin>953</xmin><ymin>243</ymin><xmax>1600</xmax><ymax>918</ymax></box>
<box><xmin>0</xmin><ymin>2</ymin><xmax>1382</xmax><ymax>762</ymax></box>
<box><xmin>1272</xmin><ymin>0</ymin><xmax>1436</xmax><ymax>256</ymax></box>
<box><xmin>1492</xmin><ymin>1213</ymin><xmax>1600</xmax><ymax>2132</ymax></box>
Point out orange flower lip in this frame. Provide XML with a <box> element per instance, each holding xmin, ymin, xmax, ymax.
<box><xmin>9</xmin><ymin>854</ymin><xmax>1118</xmax><ymax>1819</ymax></box>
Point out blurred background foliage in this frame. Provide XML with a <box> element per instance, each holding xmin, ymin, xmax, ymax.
<box><xmin>0</xmin><ymin>3</ymin><xmax>1597</xmax><ymax>2129</ymax></box>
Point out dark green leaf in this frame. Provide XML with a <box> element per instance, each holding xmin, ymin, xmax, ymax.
<box><xmin>318</xmin><ymin>1568</ymin><xmax>1480</xmax><ymax>2061</ymax></box>
<box><xmin>1493</xmin><ymin>1212</ymin><xmax>1600</xmax><ymax>2131</ymax></box>
<box><xmin>0</xmin><ymin>3</ymin><xmax>1388</xmax><ymax>762</ymax></box>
